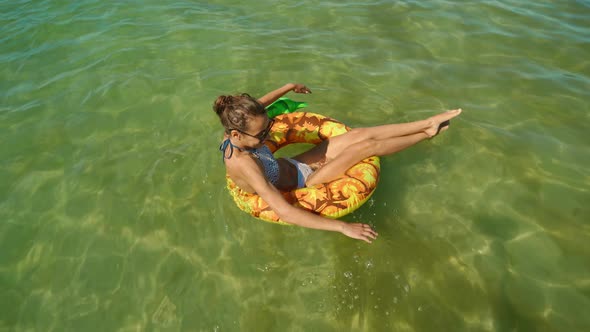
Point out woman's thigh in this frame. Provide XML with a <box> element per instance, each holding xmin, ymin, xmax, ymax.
<box><xmin>292</xmin><ymin>128</ymin><xmax>368</xmax><ymax>165</ymax></box>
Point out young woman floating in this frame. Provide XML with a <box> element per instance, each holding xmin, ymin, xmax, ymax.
<box><xmin>214</xmin><ymin>83</ymin><xmax>461</xmax><ymax>243</ymax></box>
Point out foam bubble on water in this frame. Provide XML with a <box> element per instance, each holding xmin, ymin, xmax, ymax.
<box><xmin>256</xmin><ymin>265</ymin><xmax>269</xmax><ymax>272</ymax></box>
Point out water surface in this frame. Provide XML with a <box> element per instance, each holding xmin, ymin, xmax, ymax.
<box><xmin>1</xmin><ymin>0</ymin><xmax>589</xmax><ymax>331</ymax></box>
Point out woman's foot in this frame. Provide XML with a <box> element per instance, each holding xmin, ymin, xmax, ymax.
<box><xmin>424</xmin><ymin>109</ymin><xmax>462</xmax><ymax>137</ymax></box>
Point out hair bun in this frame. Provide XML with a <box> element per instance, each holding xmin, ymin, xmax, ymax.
<box><xmin>213</xmin><ymin>95</ymin><xmax>233</xmax><ymax>116</ymax></box>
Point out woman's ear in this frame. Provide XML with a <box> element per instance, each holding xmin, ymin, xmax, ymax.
<box><xmin>230</xmin><ymin>129</ymin><xmax>241</xmax><ymax>140</ymax></box>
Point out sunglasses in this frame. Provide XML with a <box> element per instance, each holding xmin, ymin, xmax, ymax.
<box><xmin>231</xmin><ymin>118</ymin><xmax>275</xmax><ymax>142</ymax></box>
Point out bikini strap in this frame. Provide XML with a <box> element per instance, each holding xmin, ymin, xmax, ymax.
<box><xmin>219</xmin><ymin>139</ymin><xmax>244</xmax><ymax>160</ymax></box>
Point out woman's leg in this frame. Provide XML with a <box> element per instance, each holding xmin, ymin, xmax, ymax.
<box><xmin>340</xmin><ymin>109</ymin><xmax>462</xmax><ymax>143</ymax></box>
<box><xmin>305</xmin><ymin>131</ymin><xmax>432</xmax><ymax>186</ymax></box>
<box><xmin>294</xmin><ymin>109</ymin><xmax>461</xmax><ymax>166</ymax></box>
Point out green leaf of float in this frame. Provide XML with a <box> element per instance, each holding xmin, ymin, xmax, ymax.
<box><xmin>266</xmin><ymin>97</ymin><xmax>308</xmax><ymax>118</ymax></box>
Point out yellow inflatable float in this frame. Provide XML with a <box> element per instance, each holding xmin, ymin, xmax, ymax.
<box><xmin>225</xmin><ymin>109</ymin><xmax>381</xmax><ymax>224</ymax></box>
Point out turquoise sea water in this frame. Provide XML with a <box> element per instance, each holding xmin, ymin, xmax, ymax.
<box><xmin>1</xmin><ymin>0</ymin><xmax>589</xmax><ymax>331</ymax></box>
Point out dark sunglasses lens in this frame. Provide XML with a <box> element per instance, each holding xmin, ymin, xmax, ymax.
<box><xmin>258</xmin><ymin>120</ymin><xmax>274</xmax><ymax>140</ymax></box>
<box><xmin>258</xmin><ymin>129</ymin><xmax>270</xmax><ymax>140</ymax></box>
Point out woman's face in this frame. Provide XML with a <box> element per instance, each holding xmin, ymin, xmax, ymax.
<box><xmin>233</xmin><ymin>115</ymin><xmax>274</xmax><ymax>148</ymax></box>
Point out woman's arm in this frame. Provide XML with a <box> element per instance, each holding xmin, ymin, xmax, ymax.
<box><xmin>257</xmin><ymin>83</ymin><xmax>311</xmax><ymax>107</ymax></box>
<box><xmin>230</xmin><ymin>156</ymin><xmax>378</xmax><ymax>243</ymax></box>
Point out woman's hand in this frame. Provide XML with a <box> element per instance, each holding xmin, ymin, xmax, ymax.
<box><xmin>292</xmin><ymin>83</ymin><xmax>311</xmax><ymax>94</ymax></box>
<box><xmin>258</xmin><ymin>83</ymin><xmax>311</xmax><ymax>107</ymax></box>
<box><xmin>340</xmin><ymin>223</ymin><xmax>378</xmax><ymax>243</ymax></box>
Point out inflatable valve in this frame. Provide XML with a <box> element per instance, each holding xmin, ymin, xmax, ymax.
<box><xmin>266</xmin><ymin>97</ymin><xmax>308</xmax><ymax>118</ymax></box>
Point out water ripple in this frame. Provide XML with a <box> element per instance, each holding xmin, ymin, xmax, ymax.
<box><xmin>2</xmin><ymin>0</ymin><xmax>590</xmax><ymax>331</ymax></box>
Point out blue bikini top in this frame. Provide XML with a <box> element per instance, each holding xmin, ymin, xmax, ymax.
<box><xmin>219</xmin><ymin>139</ymin><xmax>280</xmax><ymax>185</ymax></box>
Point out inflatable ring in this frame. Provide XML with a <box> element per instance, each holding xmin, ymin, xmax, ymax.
<box><xmin>226</xmin><ymin>112</ymin><xmax>380</xmax><ymax>224</ymax></box>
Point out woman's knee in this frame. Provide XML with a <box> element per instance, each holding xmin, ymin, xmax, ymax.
<box><xmin>351</xmin><ymin>138</ymin><xmax>378</xmax><ymax>158</ymax></box>
<box><xmin>348</xmin><ymin>128</ymin><xmax>371</xmax><ymax>141</ymax></box>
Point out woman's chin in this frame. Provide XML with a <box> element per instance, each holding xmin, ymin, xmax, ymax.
<box><xmin>254</xmin><ymin>141</ymin><xmax>266</xmax><ymax>149</ymax></box>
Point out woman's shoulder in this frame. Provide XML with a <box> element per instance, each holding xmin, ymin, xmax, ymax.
<box><xmin>224</xmin><ymin>150</ymin><xmax>259</xmax><ymax>175</ymax></box>
<box><xmin>224</xmin><ymin>151</ymin><xmax>266</xmax><ymax>193</ymax></box>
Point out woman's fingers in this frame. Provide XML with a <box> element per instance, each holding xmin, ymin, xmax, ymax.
<box><xmin>294</xmin><ymin>84</ymin><xmax>311</xmax><ymax>94</ymax></box>
<box><xmin>362</xmin><ymin>224</ymin><xmax>378</xmax><ymax>238</ymax></box>
<box><xmin>366</xmin><ymin>230</ymin><xmax>378</xmax><ymax>239</ymax></box>
<box><xmin>342</xmin><ymin>223</ymin><xmax>378</xmax><ymax>243</ymax></box>
<box><xmin>357</xmin><ymin>223</ymin><xmax>378</xmax><ymax>243</ymax></box>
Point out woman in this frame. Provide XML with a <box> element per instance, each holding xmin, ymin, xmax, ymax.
<box><xmin>214</xmin><ymin>83</ymin><xmax>461</xmax><ymax>243</ymax></box>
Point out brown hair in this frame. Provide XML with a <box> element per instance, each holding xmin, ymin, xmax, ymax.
<box><xmin>213</xmin><ymin>93</ymin><xmax>266</xmax><ymax>133</ymax></box>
